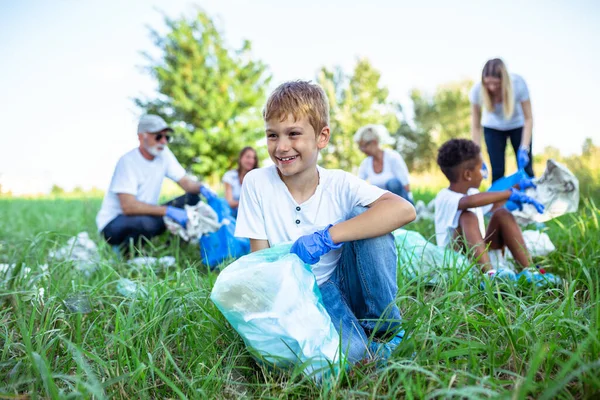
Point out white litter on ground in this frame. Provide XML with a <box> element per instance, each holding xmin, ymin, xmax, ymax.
<box><xmin>127</xmin><ymin>256</ymin><xmax>176</xmax><ymax>269</ymax></box>
<box><xmin>48</xmin><ymin>232</ymin><xmax>99</xmax><ymax>276</ymax></box>
<box><xmin>164</xmin><ymin>202</ymin><xmax>221</xmax><ymax>241</ymax></box>
<box><xmin>414</xmin><ymin>200</ymin><xmax>435</xmax><ymax>222</ymax></box>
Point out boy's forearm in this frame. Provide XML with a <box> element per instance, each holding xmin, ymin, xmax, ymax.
<box><xmin>329</xmin><ymin>195</ymin><xmax>416</xmax><ymax>244</ymax></box>
<box><xmin>458</xmin><ymin>191</ymin><xmax>511</xmax><ymax>210</ymax></box>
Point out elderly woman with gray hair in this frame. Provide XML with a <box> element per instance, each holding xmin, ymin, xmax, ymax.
<box><xmin>354</xmin><ymin>124</ymin><xmax>413</xmax><ymax>204</ymax></box>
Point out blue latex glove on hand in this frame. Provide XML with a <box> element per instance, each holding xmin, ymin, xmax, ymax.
<box><xmin>481</xmin><ymin>161</ymin><xmax>489</xmax><ymax>180</ymax></box>
<box><xmin>509</xmin><ymin>188</ymin><xmax>545</xmax><ymax>214</ymax></box>
<box><xmin>517</xmin><ymin>147</ymin><xmax>530</xmax><ymax>170</ymax></box>
<box><xmin>165</xmin><ymin>206</ymin><xmax>188</xmax><ymax>227</ymax></box>
<box><xmin>518</xmin><ymin>177</ymin><xmax>537</xmax><ymax>191</ymax></box>
<box><xmin>200</xmin><ymin>186</ymin><xmax>216</xmax><ymax>201</ymax></box>
<box><xmin>290</xmin><ymin>224</ymin><xmax>343</xmax><ymax>265</ymax></box>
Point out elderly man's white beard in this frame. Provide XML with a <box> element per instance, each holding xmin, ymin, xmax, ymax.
<box><xmin>145</xmin><ymin>144</ymin><xmax>165</xmax><ymax>157</ymax></box>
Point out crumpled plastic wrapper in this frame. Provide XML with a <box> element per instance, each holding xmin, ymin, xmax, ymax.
<box><xmin>210</xmin><ymin>244</ymin><xmax>340</xmax><ymax>377</ymax></box>
<box><xmin>414</xmin><ymin>199</ymin><xmax>435</xmax><ymax>222</ymax></box>
<box><xmin>513</xmin><ymin>159</ymin><xmax>579</xmax><ymax>225</ymax></box>
<box><xmin>164</xmin><ymin>203</ymin><xmax>221</xmax><ymax>242</ymax></box>
<box><xmin>48</xmin><ymin>232</ymin><xmax>99</xmax><ymax>276</ymax></box>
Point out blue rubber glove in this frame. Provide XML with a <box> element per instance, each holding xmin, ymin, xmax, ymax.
<box><xmin>509</xmin><ymin>188</ymin><xmax>545</xmax><ymax>214</ymax></box>
<box><xmin>518</xmin><ymin>177</ymin><xmax>537</xmax><ymax>191</ymax></box>
<box><xmin>517</xmin><ymin>147</ymin><xmax>530</xmax><ymax>170</ymax></box>
<box><xmin>165</xmin><ymin>206</ymin><xmax>188</xmax><ymax>227</ymax></box>
<box><xmin>290</xmin><ymin>224</ymin><xmax>344</xmax><ymax>265</ymax></box>
<box><xmin>200</xmin><ymin>185</ymin><xmax>216</xmax><ymax>201</ymax></box>
<box><xmin>481</xmin><ymin>161</ymin><xmax>489</xmax><ymax>180</ymax></box>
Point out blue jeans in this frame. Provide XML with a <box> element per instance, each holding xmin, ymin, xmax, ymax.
<box><xmin>385</xmin><ymin>178</ymin><xmax>414</xmax><ymax>205</ymax></box>
<box><xmin>484</xmin><ymin>126</ymin><xmax>534</xmax><ymax>182</ymax></box>
<box><xmin>318</xmin><ymin>207</ymin><xmax>402</xmax><ymax>363</ymax></box>
<box><xmin>102</xmin><ymin>193</ymin><xmax>200</xmax><ymax>246</ymax></box>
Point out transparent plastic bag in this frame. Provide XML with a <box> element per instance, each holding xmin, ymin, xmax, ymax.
<box><xmin>394</xmin><ymin>229</ymin><xmax>473</xmax><ymax>285</ymax></box>
<box><xmin>210</xmin><ymin>244</ymin><xmax>340</xmax><ymax>377</ymax></box>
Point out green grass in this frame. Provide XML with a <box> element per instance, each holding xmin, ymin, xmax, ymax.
<box><xmin>0</xmin><ymin>194</ymin><xmax>599</xmax><ymax>399</ymax></box>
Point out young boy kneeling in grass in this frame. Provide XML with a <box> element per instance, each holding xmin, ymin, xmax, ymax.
<box><xmin>434</xmin><ymin>138</ymin><xmax>560</xmax><ymax>285</ymax></box>
<box><xmin>235</xmin><ymin>81</ymin><xmax>416</xmax><ymax>364</ymax></box>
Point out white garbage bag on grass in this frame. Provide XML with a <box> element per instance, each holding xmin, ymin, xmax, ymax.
<box><xmin>393</xmin><ymin>229</ymin><xmax>473</xmax><ymax>285</ymax></box>
<box><xmin>210</xmin><ymin>244</ymin><xmax>341</xmax><ymax>377</ymax></box>
<box><xmin>514</xmin><ymin>159</ymin><xmax>579</xmax><ymax>225</ymax></box>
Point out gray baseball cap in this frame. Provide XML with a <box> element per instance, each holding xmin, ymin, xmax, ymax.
<box><xmin>137</xmin><ymin>114</ymin><xmax>174</xmax><ymax>134</ymax></box>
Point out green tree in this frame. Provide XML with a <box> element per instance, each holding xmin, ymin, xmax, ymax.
<box><xmin>50</xmin><ymin>185</ymin><xmax>65</xmax><ymax>196</ymax></box>
<box><xmin>135</xmin><ymin>10</ymin><xmax>271</xmax><ymax>179</ymax></box>
<box><xmin>317</xmin><ymin>58</ymin><xmax>401</xmax><ymax>171</ymax></box>
<box><xmin>397</xmin><ymin>80</ymin><xmax>473</xmax><ymax>172</ymax></box>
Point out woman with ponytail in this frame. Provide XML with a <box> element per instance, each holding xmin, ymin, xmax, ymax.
<box><xmin>470</xmin><ymin>58</ymin><xmax>534</xmax><ymax>182</ymax></box>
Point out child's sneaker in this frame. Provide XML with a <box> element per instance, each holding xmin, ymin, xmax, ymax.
<box><xmin>516</xmin><ymin>266</ymin><xmax>561</xmax><ymax>287</ymax></box>
<box><xmin>480</xmin><ymin>269</ymin><xmax>518</xmax><ymax>290</ymax></box>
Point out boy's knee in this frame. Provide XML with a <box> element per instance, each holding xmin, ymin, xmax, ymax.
<box><xmin>491</xmin><ymin>207</ymin><xmax>514</xmax><ymax>221</ymax></box>
<box><xmin>459</xmin><ymin>210</ymin><xmax>478</xmax><ymax>226</ymax></box>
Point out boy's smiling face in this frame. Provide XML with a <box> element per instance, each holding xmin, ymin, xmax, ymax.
<box><xmin>265</xmin><ymin>114</ymin><xmax>330</xmax><ymax>179</ymax></box>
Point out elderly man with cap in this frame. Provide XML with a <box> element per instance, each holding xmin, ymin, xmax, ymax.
<box><xmin>96</xmin><ymin>114</ymin><xmax>215</xmax><ymax>250</ymax></box>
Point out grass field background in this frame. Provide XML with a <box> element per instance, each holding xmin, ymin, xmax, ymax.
<box><xmin>1</xmin><ymin>191</ymin><xmax>599</xmax><ymax>399</ymax></box>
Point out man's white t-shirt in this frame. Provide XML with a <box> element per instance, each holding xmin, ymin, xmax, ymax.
<box><xmin>222</xmin><ymin>169</ymin><xmax>242</xmax><ymax>201</ymax></box>
<box><xmin>235</xmin><ymin>165</ymin><xmax>387</xmax><ymax>285</ymax></box>
<box><xmin>434</xmin><ymin>188</ymin><xmax>493</xmax><ymax>247</ymax></box>
<box><xmin>358</xmin><ymin>149</ymin><xmax>411</xmax><ymax>189</ymax></box>
<box><xmin>96</xmin><ymin>147</ymin><xmax>186</xmax><ymax>232</ymax></box>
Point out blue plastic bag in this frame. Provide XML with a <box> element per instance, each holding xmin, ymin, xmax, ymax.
<box><xmin>487</xmin><ymin>169</ymin><xmax>531</xmax><ymax>211</ymax></box>
<box><xmin>199</xmin><ymin>197</ymin><xmax>250</xmax><ymax>270</ymax></box>
<box><xmin>210</xmin><ymin>244</ymin><xmax>341</xmax><ymax>377</ymax></box>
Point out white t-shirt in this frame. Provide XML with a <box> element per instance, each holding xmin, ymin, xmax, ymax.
<box><xmin>434</xmin><ymin>188</ymin><xmax>493</xmax><ymax>247</ymax></box>
<box><xmin>469</xmin><ymin>73</ymin><xmax>530</xmax><ymax>131</ymax></box>
<box><xmin>96</xmin><ymin>147</ymin><xmax>186</xmax><ymax>232</ymax></box>
<box><xmin>358</xmin><ymin>149</ymin><xmax>411</xmax><ymax>189</ymax></box>
<box><xmin>222</xmin><ymin>169</ymin><xmax>242</xmax><ymax>201</ymax></box>
<box><xmin>235</xmin><ymin>165</ymin><xmax>387</xmax><ymax>285</ymax></box>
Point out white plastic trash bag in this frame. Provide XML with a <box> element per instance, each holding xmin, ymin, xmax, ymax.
<box><xmin>164</xmin><ymin>202</ymin><xmax>221</xmax><ymax>242</ymax></box>
<box><xmin>393</xmin><ymin>229</ymin><xmax>473</xmax><ymax>285</ymax></box>
<box><xmin>514</xmin><ymin>159</ymin><xmax>579</xmax><ymax>225</ymax></box>
<box><xmin>210</xmin><ymin>244</ymin><xmax>340</xmax><ymax>377</ymax></box>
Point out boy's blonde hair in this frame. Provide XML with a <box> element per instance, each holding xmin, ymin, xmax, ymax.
<box><xmin>263</xmin><ymin>81</ymin><xmax>329</xmax><ymax>135</ymax></box>
<box><xmin>480</xmin><ymin>58</ymin><xmax>515</xmax><ymax>120</ymax></box>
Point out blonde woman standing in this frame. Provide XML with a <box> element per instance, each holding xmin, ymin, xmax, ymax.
<box><xmin>470</xmin><ymin>58</ymin><xmax>534</xmax><ymax>182</ymax></box>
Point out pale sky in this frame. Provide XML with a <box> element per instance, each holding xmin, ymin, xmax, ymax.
<box><xmin>1</xmin><ymin>0</ymin><xmax>599</xmax><ymax>195</ymax></box>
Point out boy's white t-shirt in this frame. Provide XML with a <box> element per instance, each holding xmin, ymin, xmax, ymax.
<box><xmin>222</xmin><ymin>169</ymin><xmax>242</xmax><ymax>201</ymax></box>
<box><xmin>235</xmin><ymin>165</ymin><xmax>387</xmax><ymax>285</ymax></box>
<box><xmin>358</xmin><ymin>149</ymin><xmax>411</xmax><ymax>188</ymax></box>
<box><xmin>434</xmin><ymin>188</ymin><xmax>493</xmax><ymax>247</ymax></box>
<box><xmin>96</xmin><ymin>147</ymin><xmax>186</xmax><ymax>232</ymax></box>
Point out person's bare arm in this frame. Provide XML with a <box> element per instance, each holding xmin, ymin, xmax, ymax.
<box><xmin>250</xmin><ymin>239</ymin><xmax>270</xmax><ymax>252</ymax></box>
<box><xmin>178</xmin><ymin>176</ymin><xmax>202</xmax><ymax>194</ymax></box>
<box><xmin>520</xmin><ymin>100</ymin><xmax>533</xmax><ymax>148</ymax></box>
<box><xmin>118</xmin><ymin>194</ymin><xmax>167</xmax><ymax>216</ymax></box>
<box><xmin>457</xmin><ymin>190</ymin><xmax>511</xmax><ymax>211</ymax></box>
<box><xmin>224</xmin><ymin>183</ymin><xmax>239</xmax><ymax>209</ymax></box>
<box><xmin>471</xmin><ymin>104</ymin><xmax>483</xmax><ymax>146</ymax></box>
<box><xmin>328</xmin><ymin>192</ymin><xmax>416</xmax><ymax>244</ymax></box>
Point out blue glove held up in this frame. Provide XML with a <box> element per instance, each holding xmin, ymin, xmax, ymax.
<box><xmin>200</xmin><ymin>186</ymin><xmax>216</xmax><ymax>201</ymax></box>
<box><xmin>518</xmin><ymin>177</ymin><xmax>537</xmax><ymax>191</ymax></box>
<box><xmin>165</xmin><ymin>206</ymin><xmax>188</xmax><ymax>227</ymax></box>
<box><xmin>481</xmin><ymin>161</ymin><xmax>489</xmax><ymax>180</ymax></box>
<box><xmin>290</xmin><ymin>224</ymin><xmax>344</xmax><ymax>265</ymax></box>
<box><xmin>517</xmin><ymin>147</ymin><xmax>530</xmax><ymax>170</ymax></box>
<box><xmin>509</xmin><ymin>188</ymin><xmax>545</xmax><ymax>214</ymax></box>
